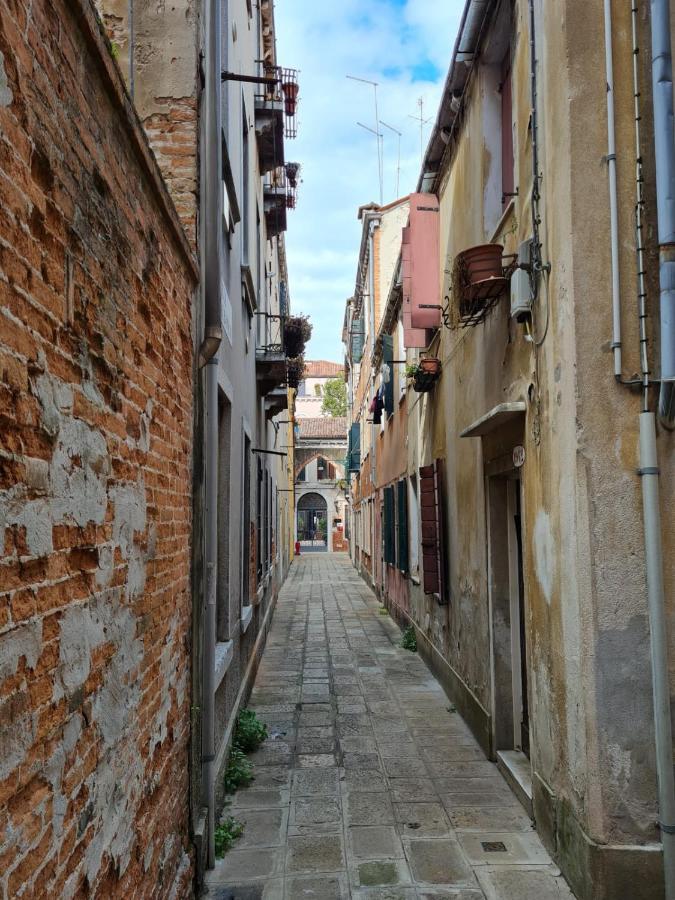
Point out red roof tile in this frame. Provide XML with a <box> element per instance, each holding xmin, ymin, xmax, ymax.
<box><xmin>297</xmin><ymin>417</ymin><xmax>348</xmax><ymax>439</ymax></box>
<box><xmin>303</xmin><ymin>360</ymin><xmax>344</xmax><ymax>379</ymax></box>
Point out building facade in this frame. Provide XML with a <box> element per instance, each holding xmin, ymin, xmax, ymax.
<box><xmin>295</xmin><ymin>359</ymin><xmax>344</xmax><ymax>418</ymax></box>
<box><xmin>0</xmin><ymin>0</ymin><xmax>299</xmax><ymax>896</ymax></box>
<box><xmin>344</xmin><ymin>3</ymin><xmax>674</xmax><ymax>899</ymax></box>
<box><xmin>294</xmin><ymin>417</ymin><xmax>348</xmax><ymax>553</ymax></box>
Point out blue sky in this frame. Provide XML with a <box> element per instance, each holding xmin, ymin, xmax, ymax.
<box><xmin>275</xmin><ymin>0</ymin><xmax>464</xmax><ymax>362</ymax></box>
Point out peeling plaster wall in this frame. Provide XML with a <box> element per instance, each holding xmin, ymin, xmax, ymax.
<box><xmin>0</xmin><ymin>0</ymin><xmax>196</xmax><ymax>894</ymax></box>
<box><xmin>95</xmin><ymin>0</ymin><xmax>199</xmax><ymax>244</ymax></box>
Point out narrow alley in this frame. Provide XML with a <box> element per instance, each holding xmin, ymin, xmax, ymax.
<box><xmin>205</xmin><ymin>555</ymin><xmax>574</xmax><ymax>899</ymax></box>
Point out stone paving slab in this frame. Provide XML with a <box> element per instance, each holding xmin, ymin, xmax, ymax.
<box><xmin>204</xmin><ymin>555</ymin><xmax>576</xmax><ymax>899</ymax></box>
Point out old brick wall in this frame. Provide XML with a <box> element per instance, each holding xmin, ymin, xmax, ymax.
<box><xmin>0</xmin><ymin>0</ymin><xmax>198</xmax><ymax>897</ymax></box>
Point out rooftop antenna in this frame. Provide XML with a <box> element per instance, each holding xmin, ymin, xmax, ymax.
<box><xmin>408</xmin><ymin>96</ymin><xmax>432</xmax><ymax>168</ymax></box>
<box><xmin>347</xmin><ymin>74</ymin><xmax>383</xmax><ymax>204</ymax></box>
<box><xmin>356</xmin><ymin>123</ymin><xmax>384</xmax><ymax>200</ymax></box>
<box><xmin>379</xmin><ymin>120</ymin><xmax>402</xmax><ymax>199</ymax></box>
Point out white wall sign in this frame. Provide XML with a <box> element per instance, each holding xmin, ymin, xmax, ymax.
<box><xmin>513</xmin><ymin>445</ymin><xmax>525</xmax><ymax>468</ymax></box>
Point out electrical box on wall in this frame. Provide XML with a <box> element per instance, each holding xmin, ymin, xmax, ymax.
<box><xmin>510</xmin><ymin>239</ymin><xmax>534</xmax><ymax>322</ymax></box>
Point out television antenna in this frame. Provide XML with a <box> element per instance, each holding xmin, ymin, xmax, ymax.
<box><xmin>379</xmin><ymin>120</ymin><xmax>402</xmax><ymax>199</ymax></box>
<box><xmin>347</xmin><ymin>74</ymin><xmax>383</xmax><ymax>204</ymax></box>
<box><xmin>408</xmin><ymin>97</ymin><xmax>433</xmax><ymax>167</ymax></box>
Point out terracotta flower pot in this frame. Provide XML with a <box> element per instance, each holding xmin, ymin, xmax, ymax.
<box><xmin>282</xmin><ymin>82</ymin><xmax>299</xmax><ymax>116</ymax></box>
<box><xmin>418</xmin><ymin>358</ymin><xmax>441</xmax><ymax>375</ymax></box>
<box><xmin>462</xmin><ymin>243</ymin><xmax>504</xmax><ymax>284</ymax></box>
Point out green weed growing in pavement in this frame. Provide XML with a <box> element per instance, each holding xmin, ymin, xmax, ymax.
<box><xmin>214</xmin><ymin>816</ymin><xmax>244</xmax><ymax>857</ymax></box>
<box><xmin>378</xmin><ymin>606</ymin><xmax>389</xmax><ymax>616</ymax></box>
<box><xmin>401</xmin><ymin>625</ymin><xmax>417</xmax><ymax>652</ymax></box>
<box><xmin>234</xmin><ymin>709</ymin><xmax>268</xmax><ymax>753</ymax></box>
<box><xmin>224</xmin><ymin>747</ymin><xmax>254</xmax><ymax>793</ymax></box>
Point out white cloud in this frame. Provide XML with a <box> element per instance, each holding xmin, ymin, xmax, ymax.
<box><xmin>275</xmin><ymin>0</ymin><xmax>465</xmax><ymax>361</ymax></box>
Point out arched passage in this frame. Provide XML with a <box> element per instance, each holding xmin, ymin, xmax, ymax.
<box><xmin>296</xmin><ymin>491</ymin><xmax>328</xmax><ymax>551</ymax></box>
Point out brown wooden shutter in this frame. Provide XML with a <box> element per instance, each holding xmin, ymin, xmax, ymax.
<box><xmin>419</xmin><ymin>460</ymin><xmax>446</xmax><ymax>601</ymax></box>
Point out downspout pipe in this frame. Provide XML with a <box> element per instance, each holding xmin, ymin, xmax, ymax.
<box><xmin>200</xmin><ymin>0</ymin><xmax>223</xmax><ymax>871</ymax></box>
<box><xmin>645</xmin><ymin>2</ymin><xmax>675</xmax><ymax>895</ymax></box>
<box><xmin>604</xmin><ymin>0</ymin><xmax>623</xmax><ymax>378</ymax></box>
<box><xmin>368</xmin><ymin>219</ymin><xmax>378</xmax><ymax>588</ymax></box>
<box><xmin>639</xmin><ymin>413</ymin><xmax>675</xmax><ymax>898</ymax></box>
<box><xmin>650</xmin><ymin>0</ymin><xmax>675</xmax><ymax>428</ymax></box>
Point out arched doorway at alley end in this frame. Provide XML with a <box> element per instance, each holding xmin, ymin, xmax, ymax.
<box><xmin>296</xmin><ymin>492</ymin><xmax>328</xmax><ymax>552</ymax></box>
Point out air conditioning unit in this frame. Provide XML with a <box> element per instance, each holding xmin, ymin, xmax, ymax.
<box><xmin>510</xmin><ymin>239</ymin><xmax>534</xmax><ymax>322</ymax></box>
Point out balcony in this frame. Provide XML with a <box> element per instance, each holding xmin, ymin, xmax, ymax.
<box><xmin>256</xmin><ymin>313</ymin><xmax>287</xmax><ymax>394</ymax></box>
<box><xmin>264</xmin><ymin>386</ymin><xmax>289</xmax><ymax>420</ymax></box>
<box><xmin>264</xmin><ymin>171</ymin><xmax>288</xmax><ymax>239</ymax></box>
<box><xmin>254</xmin><ymin>96</ymin><xmax>284</xmax><ymax>174</ymax></box>
<box><xmin>256</xmin><ymin>346</ymin><xmax>286</xmax><ymax>394</ymax></box>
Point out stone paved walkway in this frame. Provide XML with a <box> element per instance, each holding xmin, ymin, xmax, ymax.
<box><xmin>205</xmin><ymin>555</ymin><xmax>575</xmax><ymax>900</ymax></box>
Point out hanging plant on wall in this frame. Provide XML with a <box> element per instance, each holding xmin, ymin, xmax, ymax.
<box><xmin>283</xmin><ymin>314</ymin><xmax>312</xmax><ymax>358</ymax></box>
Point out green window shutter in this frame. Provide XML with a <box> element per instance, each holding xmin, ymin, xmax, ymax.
<box><xmin>351</xmin><ymin>319</ymin><xmax>364</xmax><ymax>363</ymax></box>
<box><xmin>382</xmin><ymin>334</ymin><xmax>394</xmax><ymax>415</ymax></box>
<box><xmin>397</xmin><ymin>479</ymin><xmax>408</xmax><ymax>574</ymax></box>
<box><xmin>348</xmin><ymin>422</ymin><xmax>361</xmax><ymax>472</ymax></box>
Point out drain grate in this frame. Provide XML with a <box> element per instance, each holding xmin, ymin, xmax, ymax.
<box><xmin>481</xmin><ymin>841</ymin><xmax>508</xmax><ymax>852</ymax></box>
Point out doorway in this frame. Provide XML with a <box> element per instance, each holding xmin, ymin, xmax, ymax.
<box><xmin>297</xmin><ymin>492</ymin><xmax>328</xmax><ymax>552</ymax></box>
<box><xmin>487</xmin><ymin>472</ymin><xmax>531</xmax><ymax>781</ymax></box>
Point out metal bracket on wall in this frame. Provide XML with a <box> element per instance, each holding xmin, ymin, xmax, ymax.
<box><xmin>221</xmin><ymin>71</ymin><xmax>280</xmax><ymax>85</ymax></box>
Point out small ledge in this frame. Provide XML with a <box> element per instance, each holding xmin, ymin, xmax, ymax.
<box><xmin>241</xmin><ymin>604</ymin><xmax>253</xmax><ymax>634</ymax></box>
<box><xmin>214</xmin><ymin>640</ymin><xmax>234</xmax><ymax>691</ymax></box>
<box><xmin>410</xmin><ymin>575</ymin><xmax>421</xmax><ymax>586</ymax></box>
<box><xmin>460</xmin><ymin>401</ymin><xmax>526</xmax><ymax>438</ymax></box>
<box><xmin>497</xmin><ymin>749</ymin><xmax>533</xmax><ymax>818</ymax></box>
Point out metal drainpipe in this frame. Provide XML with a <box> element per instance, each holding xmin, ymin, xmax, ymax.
<box><xmin>640</xmin><ymin>413</ymin><xmax>675</xmax><ymax>897</ymax></box>
<box><xmin>368</xmin><ymin>220</ymin><xmax>378</xmax><ymax>589</ymax></box>
<box><xmin>604</xmin><ymin>0</ymin><xmax>623</xmax><ymax>378</ymax></box>
<box><xmin>200</xmin><ymin>0</ymin><xmax>224</xmax><ymax>870</ymax></box>
<box><xmin>650</xmin><ymin>0</ymin><xmax>675</xmax><ymax>428</ymax></box>
<box><xmin>643</xmin><ymin>2</ymin><xmax>675</xmax><ymax>895</ymax></box>
<box><xmin>203</xmin><ymin>359</ymin><xmax>218</xmax><ymax>870</ymax></box>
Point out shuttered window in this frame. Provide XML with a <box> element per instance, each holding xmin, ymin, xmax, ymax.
<box><xmin>419</xmin><ymin>460</ymin><xmax>447</xmax><ymax>601</ymax></box>
<box><xmin>382</xmin><ymin>334</ymin><xmax>394</xmax><ymax>416</ymax></box>
<box><xmin>348</xmin><ymin>422</ymin><xmax>361</xmax><ymax>472</ymax></box>
<box><xmin>383</xmin><ymin>485</ymin><xmax>395</xmax><ymax>566</ymax></box>
<box><xmin>351</xmin><ymin>318</ymin><xmax>364</xmax><ymax>363</ymax></box>
<box><xmin>397</xmin><ymin>479</ymin><xmax>408</xmax><ymax>574</ymax></box>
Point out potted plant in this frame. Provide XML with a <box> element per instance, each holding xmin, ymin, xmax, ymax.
<box><xmin>285</xmin><ymin>162</ymin><xmax>301</xmax><ymax>188</ymax></box>
<box><xmin>282</xmin><ymin>81</ymin><xmax>299</xmax><ymax>116</ymax></box>
<box><xmin>413</xmin><ymin>358</ymin><xmax>441</xmax><ymax>393</ymax></box>
<box><xmin>461</xmin><ymin>244</ymin><xmax>504</xmax><ymax>284</ymax></box>
<box><xmin>286</xmin><ymin>356</ymin><xmax>306</xmax><ymax>389</ymax></box>
<box><xmin>404</xmin><ymin>363</ymin><xmax>418</xmax><ymax>380</ymax></box>
<box><xmin>418</xmin><ymin>357</ymin><xmax>441</xmax><ymax>376</ymax></box>
<box><xmin>283</xmin><ymin>314</ymin><xmax>312</xmax><ymax>358</ymax></box>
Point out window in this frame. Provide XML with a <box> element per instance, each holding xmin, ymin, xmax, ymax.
<box><xmin>383</xmin><ymin>486</ymin><xmax>395</xmax><ymax>566</ymax></box>
<box><xmin>397</xmin><ymin>479</ymin><xmax>408</xmax><ymax>574</ymax></box>
<box><xmin>500</xmin><ymin>54</ymin><xmax>514</xmax><ymax>211</ymax></box>
<box><xmin>314</xmin><ymin>384</ymin><xmax>323</xmax><ymax>397</ymax></box>
<box><xmin>482</xmin><ymin>39</ymin><xmax>515</xmax><ymax>235</ymax></box>
<box><xmin>408</xmin><ymin>474</ymin><xmax>420</xmax><ymax>577</ymax></box>
<box><xmin>217</xmin><ymin>394</ymin><xmax>232</xmax><ymax>640</ymax></box>
<box><xmin>241</xmin><ymin>433</ymin><xmax>251</xmax><ymax>607</ymax></box>
<box><xmin>241</xmin><ymin>101</ymin><xmax>250</xmax><ymax>266</ymax></box>
<box><xmin>256</xmin><ymin>458</ymin><xmax>263</xmax><ymax>583</ymax></box>
<box><xmin>382</xmin><ymin>334</ymin><xmax>394</xmax><ymax>419</ymax></box>
<box><xmin>397</xmin><ymin>319</ymin><xmax>406</xmax><ymax>399</ymax></box>
<box><xmin>297</xmin><ymin>466</ymin><xmax>306</xmax><ymax>482</ymax></box>
<box><xmin>419</xmin><ymin>461</ymin><xmax>447</xmax><ymax>602</ymax></box>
